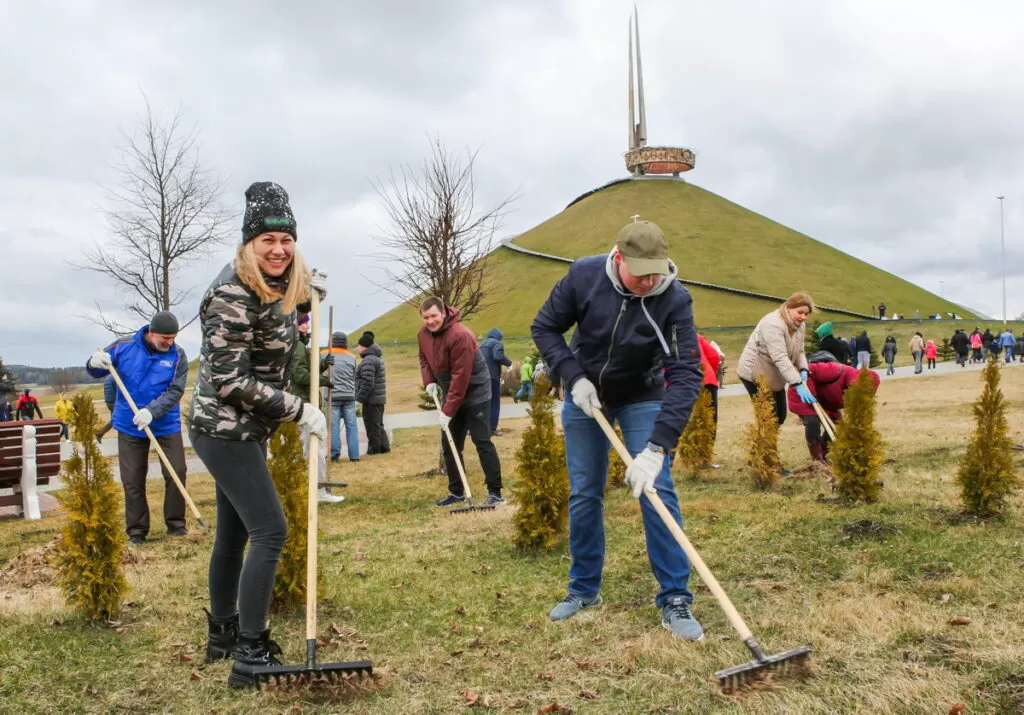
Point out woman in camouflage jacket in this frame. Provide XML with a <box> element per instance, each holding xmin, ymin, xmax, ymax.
<box><xmin>188</xmin><ymin>182</ymin><xmax>328</xmax><ymax>688</ymax></box>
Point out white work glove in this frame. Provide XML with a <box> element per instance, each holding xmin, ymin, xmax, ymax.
<box><xmin>311</xmin><ymin>270</ymin><xmax>328</xmax><ymax>299</ymax></box>
<box><xmin>88</xmin><ymin>350</ymin><xmax>112</xmax><ymax>370</ymax></box>
<box><xmin>132</xmin><ymin>408</ymin><xmax>153</xmax><ymax>430</ymax></box>
<box><xmin>297</xmin><ymin>402</ymin><xmax>327</xmax><ymax>440</ymax></box>
<box><xmin>439</xmin><ymin>412</ymin><xmax>451</xmax><ymax>430</ymax></box>
<box><xmin>425</xmin><ymin>383</ymin><xmax>441</xmax><ymax>400</ymax></box>
<box><xmin>570</xmin><ymin>377</ymin><xmax>602</xmax><ymax>418</ymax></box>
<box><xmin>626</xmin><ymin>446</ymin><xmax>664</xmax><ymax>499</ymax></box>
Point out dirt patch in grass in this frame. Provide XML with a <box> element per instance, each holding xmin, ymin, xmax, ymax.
<box><xmin>0</xmin><ymin>536</ymin><xmax>151</xmax><ymax>589</ymax></box>
<box><xmin>841</xmin><ymin>520</ymin><xmax>899</xmax><ymax>540</ymax></box>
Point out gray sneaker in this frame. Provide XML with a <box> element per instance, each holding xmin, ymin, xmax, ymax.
<box><xmin>549</xmin><ymin>593</ymin><xmax>603</xmax><ymax>621</ymax></box>
<box><xmin>661</xmin><ymin>597</ymin><xmax>704</xmax><ymax>640</ymax></box>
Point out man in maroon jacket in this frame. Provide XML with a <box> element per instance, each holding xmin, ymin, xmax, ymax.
<box><xmin>417</xmin><ymin>296</ymin><xmax>504</xmax><ymax>507</ymax></box>
<box><xmin>787</xmin><ymin>353</ymin><xmax>880</xmax><ymax>463</ymax></box>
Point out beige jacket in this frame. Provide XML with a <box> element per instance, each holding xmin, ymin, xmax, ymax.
<box><xmin>736</xmin><ymin>310</ymin><xmax>808</xmax><ymax>391</ymax></box>
<box><xmin>909</xmin><ymin>335</ymin><xmax>925</xmax><ymax>353</ymax></box>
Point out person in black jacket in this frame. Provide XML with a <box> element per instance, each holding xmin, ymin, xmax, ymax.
<box><xmin>478</xmin><ymin>328</ymin><xmax>512</xmax><ymax>434</ymax></box>
<box><xmin>815</xmin><ymin>322</ymin><xmax>849</xmax><ymax>364</ymax></box>
<box><xmin>951</xmin><ymin>329</ymin><xmax>969</xmax><ymax>366</ymax></box>
<box><xmin>531</xmin><ymin>219</ymin><xmax>704</xmax><ymax>641</ymax></box>
<box><xmin>356</xmin><ymin>336</ymin><xmax>389</xmax><ymax>454</ymax></box>
<box><xmin>854</xmin><ymin>330</ymin><xmax>872</xmax><ymax>370</ymax></box>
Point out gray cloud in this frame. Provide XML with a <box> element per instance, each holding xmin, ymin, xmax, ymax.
<box><xmin>4</xmin><ymin>0</ymin><xmax>1024</xmax><ymax>367</ymax></box>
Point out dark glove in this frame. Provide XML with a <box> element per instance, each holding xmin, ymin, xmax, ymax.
<box><xmin>323</xmin><ymin>354</ymin><xmax>335</xmax><ymax>367</ymax></box>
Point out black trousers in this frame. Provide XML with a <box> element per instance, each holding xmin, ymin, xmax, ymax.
<box><xmin>192</xmin><ymin>433</ymin><xmax>286</xmax><ymax>638</ymax></box>
<box><xmin>704</xmin><ymin>384</ymin><xmax>719</xmax><ymax>438</ymax></box>
<box><xmin>118</xmin><ymin>431</ymin><xmax>187</xmax><ymax>537</ymax></box>
<box><xmin>362</xmin><ymin>403</ymin><xmax>390</xmax><ymax>454</ymax></box>
<box><xmin>740</xmin><ymin>377</ymin><xmax>788</xmax><ymax>426</ymax></box>
<box><xmin>442</xmin><ymin>400</ymin><xmax>502</xmax><ymax>497</ymax></box>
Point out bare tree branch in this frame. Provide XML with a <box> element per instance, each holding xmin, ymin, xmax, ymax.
<box><xmin>370</xmin><ymin>137</ymin><xmax>519</xmax><ymax>320</ymax></box>
<box><xmin>73</xmin><ymin>95</ymin><xmax>234</xmax><ymax>333</ymax></box>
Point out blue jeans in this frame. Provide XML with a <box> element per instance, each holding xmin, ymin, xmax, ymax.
<box><xmin>330</xmin><ymin>400</ymin><xmax>359</xmax><ymax>460</ymax></box>
<box><xmin>561</xmin><ymin>399</ymin><xmax>692</xmax><ymax>608</ymax></box>
<box><xmin>515</xmin><ymin>380</ymin><xmax>533</xmax><ymax>402</ymax></box>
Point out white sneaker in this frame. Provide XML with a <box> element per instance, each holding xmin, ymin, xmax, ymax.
<box><xmin>317</xmin><ymin>488</ymin><xmax>345</xmax><ymax>503</ymax></box>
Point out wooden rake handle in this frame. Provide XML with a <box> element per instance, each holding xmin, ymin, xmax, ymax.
<box><xmin>307</xmin><ymin>285</ymin><xmax>324</xmax><ymax>642</ymax></box>
<box><xmin>591</xmin><ymin>409</ymin><xmax>755</xmax><ymax>642</ymax></box>
<box><xmin>811</xmin><ymin>400</ymin><xmax>837</xmax><ymax>441</ymax></box>
<box><xmin>430</xmin><ymin>391</ymin><xmax>474</xmax><ymax>503</ymax></box>
<box><xmin>105</xmin><ymin>360</ymin><xmax>208</xmax><ymax>530</ymax></box>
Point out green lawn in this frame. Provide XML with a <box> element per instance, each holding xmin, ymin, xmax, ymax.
<box><xmin>2</xmin><ymin>366</ymin><xmax>1023</xmax><ymax>712</ymax></box>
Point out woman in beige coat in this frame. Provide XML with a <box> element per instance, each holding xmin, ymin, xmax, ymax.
<box><xmin>737</xmin><ymin>292</ymin><xmax>816</xmax><ymax>426</ymax></box>
<box><xmin>908</xmin><ymin>332</ymin><xmax>925</xmax><ymax>374</ymax></box>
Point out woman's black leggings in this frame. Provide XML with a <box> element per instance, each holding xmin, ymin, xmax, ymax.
<box><xmin>191</xmin><ymin>432</ymin><xmax>287</xmax><ymax>638</ymax></box>
<box><xmin>741</xmin><ymin>377</ymin><xmax>788</xmax><ymax>426</ymax></box>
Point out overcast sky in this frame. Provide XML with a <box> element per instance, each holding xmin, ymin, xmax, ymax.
<box><xmin>4</xmin><ymin>0</ymin><xmax>1024</xmax><ymax>367</ymax></box>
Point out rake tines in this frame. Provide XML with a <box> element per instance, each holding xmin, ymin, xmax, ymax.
<box><xmin>715</xmin><ymin>645</ymin><xmax>812</xmax><ymax>694</ymax></box>
<box><xmin>253</xmin><ymin>658</ymin><xmax>374</xmax><ymax>691</ymax></box>
<box><xmin>451</xmin><ymin>502</ymin><xmax>496</xmax><ymax>514</ymax></box>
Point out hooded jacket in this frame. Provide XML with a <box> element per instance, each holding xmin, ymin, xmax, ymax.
<box><xmin>531</xmin><ymin>251</ymin><xmax>702</xmax><ymax>450</ymax></box>
<box><xmin>418</xmin><ymin>306</ymin><xmax>491</xmax><ymax>416</ymax></box>
<box><xmin>819</xmin><ymin>334</ymin><xmax>850</xmax><ymax>365</ymax></box>
<box><xmin>478</xmin><ymin>328</ymin><xmax>512</xmax><ymax>380</ymax></box>
<box><xmin>356</xmin><ymin>344</ymin><xmax>387</xmax><ymax>405</ymax></box>
<box><xmin>787</xmin><ymin>361</ymin><xmax>880</xmax><ymax>420</ymax></box>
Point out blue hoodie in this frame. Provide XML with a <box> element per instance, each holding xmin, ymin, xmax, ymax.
<box><xmin>479</xmin><ymin>328</ymin><xmax>512</xmax><ymax>380</ymax></box>
<box><xmin>531</xmin><ymin>251</ymin><xmax>702</xmax><ymax>450</ymax></box>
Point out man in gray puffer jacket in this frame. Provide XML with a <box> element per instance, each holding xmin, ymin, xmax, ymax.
<box><xmin>356</xmin><ymin>334</ymin><xmax>389</xmax><ymax>454</ymax></box>
<box><xmin>324</xmin><ymin>331</ymin><xmax>359</xmax><ymax>461</ymax></box>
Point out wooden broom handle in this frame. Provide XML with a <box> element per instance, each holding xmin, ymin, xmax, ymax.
<box><xmin>592</xmin><ymin>409</ymin><xmax>755</xmax><ymax>642</ymax></box>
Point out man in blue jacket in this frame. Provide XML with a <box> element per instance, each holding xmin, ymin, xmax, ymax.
<box><xmin>86</xmin><ymin>311</ymin><xmax>189</xmax><ymax>545</ymax></box>
<box><xmin>531</xmin><ymin>219</ymin><xmax>704</xmax><ymax>640</ymax></box>
<box><xmin>478</xmin><ymin>328</ymin><xmax>512</xmax><ymax>434</ymax></box>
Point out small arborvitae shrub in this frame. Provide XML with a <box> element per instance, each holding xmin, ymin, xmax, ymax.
<box><xmin>268</xmin><ymin>422</ymin><xmax>315</xmax><ymax>611</ymax></box>
<box><xmin>607</xmin><ymin>425</ymin><xmax>628</xmax><ymax>490</ymax></box>
<box><xmin>956</xmin><ymin>357</ymin><xmax>1017</xmax><ymax>516</ymax></box>
<box><xmin>676</xmin><ymin>388</ymin><xmax>716</xmax><ymax>477</ymax></box>
<box><xmin>832</xmin><ymin>370</ymin><xmax>885</xmax><ymax>502</ymax></box>
<box><xmin>54</xmin><ymin>391</ymin><xmax>128</xmax><ymax>620</ymax></box>
<box><xmin>938</xmin><ymin>338</ymin><xmax>955</xmax><ymax>362</ymax></box>
<box><xmin>746</xmin><ymin>376</ymin><xmax>781</xmax><ymax>490</ymax></box>
<box><xmin>804</xmin><ymin>320</ymin><xmax>822</xmax><ymax>356</ymax></box>
<box><xmin>512</xmin><ymin>374</ymin><xmax>569</xmax><ymax>550</ymax></box>
<box><xmin>418</xmin><ymin>385</ymin><xmax>436</xmax><ymax>411</ymax></box>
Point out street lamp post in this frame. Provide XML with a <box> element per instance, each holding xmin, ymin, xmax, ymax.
<box><xmin>998</xmin><ymin>195</ymin><xmax>1006</xmax><ymax>325</ymax></box>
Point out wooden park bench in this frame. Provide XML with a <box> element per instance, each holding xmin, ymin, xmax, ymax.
<box><xmin>0</xmin><ymin>419</ymin><xmax>62</xmax><ymax>519</ymax></box>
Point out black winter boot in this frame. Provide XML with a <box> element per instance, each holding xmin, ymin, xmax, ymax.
<box><xmin>204</xmin><ymin>608</ymin><xmax>239</xmax><ymax>663</ymax></box>
<box><xmin>228</xmin><ymin>629</ymin><xmax>283</xmax><ymax>688</ymax></box>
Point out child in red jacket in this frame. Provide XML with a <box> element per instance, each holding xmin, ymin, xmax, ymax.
<box><xmin>924</xmin><ymin>340</ymin><xmax>937</xmax><ymax>370</ymax></box>
<box><xmin>787</xmin><ymin>353</ymin><xmax>880</xmax><ymax>464</ymax></box>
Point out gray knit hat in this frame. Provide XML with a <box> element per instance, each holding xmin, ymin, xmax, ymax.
<box><xmin>150</xmin><ymin>311</ymin><xmax>179</xmax><ymax>335</ymax></box>
<box><xmin>331</xmin><ymin>331</ymin><xmax>348</xmax><ymax>348</ymax></box>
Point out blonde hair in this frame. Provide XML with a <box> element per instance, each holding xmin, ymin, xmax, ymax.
<box><xmin>234</xmin><ymin>242</ymin><xmax>310</xmax><ymax>313</ymax></box>
<box><xmin>778</xmin><ymin>291</ymin><xmax>814</xmax><ymax>333</ymax></box>
<box><xmin>783</xmin><ymin>291</ymin><xmax>815</xmax><ymax>313</ymax></box>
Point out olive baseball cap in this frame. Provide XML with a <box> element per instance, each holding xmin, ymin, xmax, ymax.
<box><xmin>616</xmin><ymin>220</ymin><xmax>669</xmax><ymax>275</ymax></box>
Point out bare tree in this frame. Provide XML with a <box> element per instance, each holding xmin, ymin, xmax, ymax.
<box><xmin>78</xmin><ymin>97</ymin><xmax>233</xmax><ymax>333</ymax></box>
<box><xmin>49</xmin><ymin>369</ymin><xmax>77</xmax><ymax>394</ymax></box>
<box><xmin>372</xmin><ymin>137</ymin><xmax>518</xmax><ymax>319</ymax></box>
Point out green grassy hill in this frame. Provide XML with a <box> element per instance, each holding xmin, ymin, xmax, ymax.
<box><xmin>357</xmin><ymin>178</ymin><xmax>970</xmax><ymax>341</ymax></box>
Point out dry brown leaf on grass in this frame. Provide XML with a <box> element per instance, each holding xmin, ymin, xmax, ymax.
<box><xmin>579</xmin><ymin>690</ymin><xmax>598</xmax><ymax>700</ymax></box>
<box><xmin>536</xmin><ymin>673</ymin><xmax>555</xmax><ymax>681</ymax></box>
<box><xmin>948</xmin><ymin>616</ymin><xmax>971</xmax><ymax>626</ymax></box>
<box><xmin>189</xmin><ymin>670</ymin><xmax>204</xmax><ymax>681</ymax></box>
<box><xmin>537</xmin><ymin>705</ymin><xmax>573</xmax><ymax>714</ymax></box>
<box><xmin>948</xmin><ymin>703</ymin><xmax>965</xmax><ymax>715</ymax></box>
<box><xmin>460</xmin><ymin>689</ymin><xmax>480</xmax><ymax>706</ymax></box>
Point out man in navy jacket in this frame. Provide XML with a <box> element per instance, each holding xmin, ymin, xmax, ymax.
<box><xmin>86</xmin><ymin>311</ymin><xmax>189</xmax><ymax>544</ymax></box>
<box><xmin>531</xmin><ymin>220</ymin><xmax>704</xmax><ymax>640</ymax></box>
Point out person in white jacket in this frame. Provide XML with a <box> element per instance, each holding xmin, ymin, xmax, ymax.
<box><xmin>736</xmin><ymin>292</ymin><xmax>817</xmax><ymax>427</ymax></box>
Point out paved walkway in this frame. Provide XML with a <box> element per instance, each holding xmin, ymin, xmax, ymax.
<box><xmin>41</xmin><ymin>357</ymin><xmax>1020</xmax><ymax>484</ymax></box>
